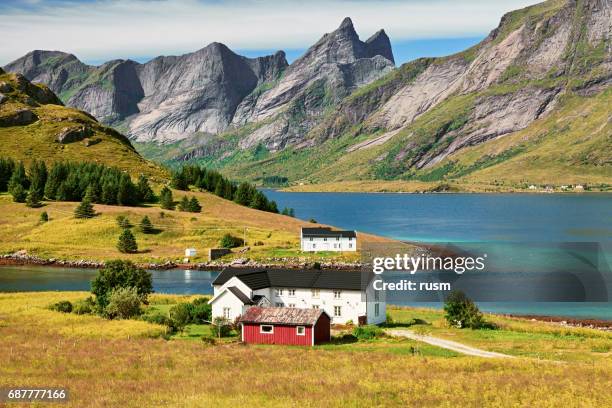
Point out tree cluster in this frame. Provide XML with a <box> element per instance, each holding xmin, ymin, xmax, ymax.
<box><xmin>171</xmin><ymin>165</ymin><xmax>278</xmax><ymax>213</ymax></box>
<box><xmin>0</xmin><ymin>157</ymin><xmax>156</xmax><ymax>207</ymax></box>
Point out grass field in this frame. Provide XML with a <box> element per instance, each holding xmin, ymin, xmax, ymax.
<box><xmin>0</xmin><ymin>190</ymin><xmax>393</xmax><ymax>264</ymax></box>
<box><xmin>1</xmin><ymin>292</ymin><xmax>611</xmax><ymax>407</ymax></box>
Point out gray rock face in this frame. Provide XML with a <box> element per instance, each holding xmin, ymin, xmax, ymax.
<box><xmin>5</xmin><ymin>45</ymin><xmax>289</xmax><ymax>143</ymax></box>
<box><xmin>0</xmin><ymin>93</ymin><xmax>7</xmax><ymax>104</ymax></box>
<box><xmin>0</xmin><ymin>109</ymin><xmax>38</xmax><ymax>127</ymax></box>
<box><xmin>4</xmin><ymin>18</ymin><xmax>393</xmax><ymax>146</ymax></box>
<box><xmin>56</xmin><ymin>125</ymin><xmax>93</xmax><ymax>144</ymax></box>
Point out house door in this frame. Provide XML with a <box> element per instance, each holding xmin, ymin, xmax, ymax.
<box><xmin>358</xmin><ymin>315</ymin><xmax>367</xmax><ymax>326</ymax></box>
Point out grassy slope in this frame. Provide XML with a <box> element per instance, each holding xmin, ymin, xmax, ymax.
<box><xmin>0</xmin><ymin>189</ymin><xmax>392</xmax><ymax>263</ymax></box>
<box><xmin>0</xmin><ymin>71</ymin><xmax>166</xmax><ymax>180</ymax></box>
<box><xmin>1</xmin><ymin>291</ymin><xmax>611</xmax><ymax>407</ymax></box>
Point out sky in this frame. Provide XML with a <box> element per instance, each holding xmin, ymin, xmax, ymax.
<box><xmin>0</xmin><ymin>0</ymin><xmax>541</xmax><ymax>66</ymax></box>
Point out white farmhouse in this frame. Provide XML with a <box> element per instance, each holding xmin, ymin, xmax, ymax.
<box><xmin>300</xmin><ymin>227</ymin><xmax>357</xmax><ymax>252</ymax></box>
<box><xmin>208</xmin><ymin>268</ymin><xmax>386</xmax><ymax>325</ymax></box>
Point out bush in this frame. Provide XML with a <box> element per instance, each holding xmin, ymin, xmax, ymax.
<box><xmin>142</xmin><ymin>313</ymin><xmax>176</xmax><ymax>332</ymax></box>
<box><xmin>353</xmin><ymin>325</ymin><xmax>383</xmax><ymax>340</ymax></box>
<box><xmin>201</xmin><ymin>337</ymin><xmax>216</xmax><ymax>345</ymax></box>
<box><xmin>169</xmin><ymin>303</ymin><xmax>194</xmax><ymax>332</ymax></box>
<box><xmin>91</xmin><ymin>260</ymin><xmax>153</xmax><ymax>311</ymax></box>
<box><xmin>116</xmin><ymin>215</ymin><xmax>132</xmax><ymax>229</ymax></box>
<box><xmin>49</xmin><ymin>300</ymin><xmax>73</xmax><ymax>313</ymax></box>
<box><xmin>40</xmin><ymin>211</ymin><xmax>48</xmax><ymax>222</ymax></box>
<box><xmin>219</xmin><ymin>233</ymin><xmax>243</xmax><ymax>249</ymax></box>
<box><xmin>105</xmin><ymin>287</ymin><xmax>142</xmax><ymax>319</ymax></box>
<box><xmin>117</xmin><ymin>228</ymin><xmax>138</xmax><ymax>253</ymax></box>
<box><xmin>191</xmin><ymin>302</ymin><xmax>212</xmax><ymax>324</ymax></box>
<box><xmin>72</xmin><ymin>297</ymin><xmax>95</xmax><ymax>315</ymax></box>
<box><xmin>211</xmin><ymin>317</ymin><xmax>231</xmax><ymax>337</ymax></box>
<box><xmin>443</xmin><ymin>290</ymin><xmax>486</xmax><ymax>329</ymax></box>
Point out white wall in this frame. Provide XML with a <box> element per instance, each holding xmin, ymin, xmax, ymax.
<box><xmin>300</xmin><ymin>236</ymin><xmax>357</xmax><ymax>252</ymax></box>
<box><xmin>210</xmin><ymin>290</ymin><xmax>246</xmax><ymax>322</ymax></box>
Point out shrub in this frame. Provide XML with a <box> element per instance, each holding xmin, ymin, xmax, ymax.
<box><xmin>201</xmin><ymin>337</ymin><xmax>216</xmax><ymax>345</ymax></box>
<box><xmin>91</xmin><ymin>260</ymin><xmax>153</xmax><ymax>311</ymax></box>
<box><xmin>26</xmin><ymin>189</ymin><xmax>42</xmax><ymax>208</ymax></box>
<box><xmin>443</xmin><ymin>290</ymin><xmax>486</xmax><ymax>329</ymax></box>
<box><xmin>211</xmin><ymin>317</ymin><xmax>231</xmax><ymax>338</ymax></box>
<box><xmin>117</xmin><ymin>228</ymin><xmax>138</xmax><ymax>253</ymax></box>
<box><xmin>105</xmin><ymin>287</ymin><xmax>142</xmax><ymax>319</ymax></box>
<box><xmin>219</xmin><ymin>233</ymin><xmax>243</xmax><ymax>249</ymax></box>
<box><xmin>142</xmin><ymin>313</ymin><xmax>176</xmax><ymax>332</ymax></box>
<box><xmin>169</xmin><ymin>303</ymin><xmax>194</xmax><ymax>332</ymax></box>
<box><xmin>39</xmin><ymin>211</ymin><xmax>48</xmax><ymax>222</ymax></box>
<box><xmin>116</xmin><ymin>215</ymin><xmax>132</xmax><ymax>229</ymax></box>
<box><xmin>353</xmin><ymin>325</ymin><xmax>383</xmax><ymax>340</ymax></box>
<box><xmin>49</xmin><ymin>300</ymin><xmax>73</xmax><ymax>313</ymax></box>
<box><xmin>191</xmin><ymin>302</ymin><xmax>212</xmax><ymax>324</ymax></box>
<box><xmin>385</xmin><ymin>312</ymin><xmax>394</xmax><ymax>325</ymax></box>
<box><xmin>139</xmin><ymin>216</ymin><xmax>154</xmax><ymax>234</ymax></box>
<box><xmin>253</xmin><ymin>241</ymin><xmax>264</xmax><ymax>246</ymax></box>
<box><xmin>72</xmin><ymin>297</ymin><xmax>95</xmax><ymax>315</ymax></box>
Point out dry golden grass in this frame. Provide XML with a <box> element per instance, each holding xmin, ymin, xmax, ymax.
<box><xmin>1</xmin><ymin>293</ymin><xmax>611</xmax><ymax>407</ymax></box>
<box><xmin>0</xmin><ymin>189</ymin><xmax>392</xmax><ymax>263</ymax></box>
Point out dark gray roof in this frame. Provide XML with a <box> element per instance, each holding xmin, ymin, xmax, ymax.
<box><xmin>213</xmin><ymin>267</ymin><xmax>370</xmax><ymax>291</ymax></box>
<box><xmin>301</xmin><ymin>227</ymin><xmax>356</xmax><ymax>238</ymax></box>
<box><xmin>240</xmin><ymin>307</ymin><xmax>328</xmax><ymax>326</ymax></box>
<box><xmin>227</xmin><ymin>286</ymin><xmax>253</xmax><ymax>305</ymax></box>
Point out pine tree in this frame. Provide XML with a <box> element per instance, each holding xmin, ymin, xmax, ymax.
<box><xmin>0</xmin><ymin>157</ymin><xmax>15</xmax><ymax>192</ymax></box>
<box><xmin>84</xmin><ymin>184</ymin><xmax>99</xmax><ymax>203</ymax></box>
<box><xmin>40</xmin><ymin>211</ymin><xmax>49</xmax><ymax>222</ymax></box>
<box><xmin>178</xmin><ymin>195</ymin><xmax>190</xmax><ymax>212</ymax></box>
<box><xmin>117</xmin><ymin>228</ymin><xmax>138</xmax><ymax>253</ymax></box>
<box><xmin>171</xmin><ymin>170</ymin><xmax>189</xmax><ymax>191</ymax></box>
<box><xmin>188</xmin><ymin>196</ymin><xmax>201</xmax><ymax>213</ymax></box>
<box><xmin>159</xmin><ymin>186</ymin><xmax>174</xmax><ymax>210</ymax></box>
<box><xmin>234</xmin><ymin>182</ymin><xmax>253</xmax><ymax>206</ymax></box>
<box><xmin>74</xmin><ymin>197</ymin><xmax>95</xmax><ymax>219</ymax></box>
<box><xmin>25</xmin><ymin>189</ymin><xmax>42</xmax><ymax>208</ymax></box>
<box><xmin>29</xmin><ymin>160</ymin><xmax>47</xmax><ymax>198</ymax></box>
<box><xmin>8</xmin><ymin>162</ymin><xmax>29</xmax><ymax>202</ymax></box>
<box><xmin>136</xmin><ymin>175</ymin><xmax>155</xmax><ymax>203</ymax></box>
<box><xmin>116</xmin><ymin>215</ymin><xmax>131</xmax><ymax>229</ymax></box>
<box><xmin>139</xmin><ymin>216</ymin><xmax>154</xmax><ymax>234</ymax></box>
<box><xmin>117</xmin><ymin>174</ymin><xmax>137</xmax><ymax>206</ymax></box>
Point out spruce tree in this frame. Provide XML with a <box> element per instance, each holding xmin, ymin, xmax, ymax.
<box><xmin>117</xmin><ymin>174</ymin><xmax>137</xmax><ymax>206</ymax></box>
<box><xmin>136</xmin><ymin>175</ymin><xmax>155</xmax><ymax>203</ymax></box>
<box><xmin>74</xmin><ymin>197</ymin><xmax>95</xmax><ymax>219</ymax></box>
<box><xmin>0</xmin><ymin>157</ymin><xmax>15</xmax><ymax>192</ymax></box>
<box><xmin>159</xmin><ymin>186</ymin><xmax>174</xmax><ymax>210</ymax></box>
<box><xmin>26</xmin><ymin>189</ymin><xmax>42</xmax><ymax>208</ymax></box>
<box><xmin>40</xmin><ymin>211</ymin><xmax>49</xmax><ymax>222</ymax></box>
<box><xmin>28</xmin><ymin>160</ymin><xmax>47</xmax><ymax>198</ymax></box>
<box><xmin>8</xmin><ymin>162</ymin><xmax>29</xmax><ymax>202</ymax></box>
<box><xmin>188</xmin><ymin>196</ymin><xmax>201</xmax><ymax>213</ymax></box>
<box><xmin>178</xmin><ymin>195</ymin><xmax>190</xmax><ymax>212</ymax></box>
<box><xmin>139</xmin><ymin>216</ymin><xmax>154</xmax><ymax>234</ymax></box>
<box><xmin>117</xmin><ymin>228</ymin><xmax>138</xmax><ymax>253</ymax></box>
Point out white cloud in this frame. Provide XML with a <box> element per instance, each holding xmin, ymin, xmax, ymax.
<box><xmin>0</xmin><ymin>0</ymin><xmax>540</xmax><ymax>64</ymax></box>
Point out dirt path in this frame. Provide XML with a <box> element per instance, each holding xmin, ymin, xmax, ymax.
<box><xmin>386</xmin><ymin>329</ymin><xmax>514</xmax><ymax>358</ymax></box>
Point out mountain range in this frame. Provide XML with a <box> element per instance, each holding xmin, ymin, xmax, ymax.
<box><xmin>3</xmin><ymin>0</ymin><xmax>611</xmax><ymax>189</ymax></box>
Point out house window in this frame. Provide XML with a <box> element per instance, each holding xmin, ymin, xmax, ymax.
<box><xmin>275</xmin><ymin>302</ymin><xmax>283</xmax><ymax>307</ymax></box>
<box><xmin>309</xmin><ymin>237</ymin><xmax>313</xmax><ymax>241</ymax></box>
<box><xmin>312</xmin><ymin>244</ymin><xmax>316</xmax><ymax>249</ymax></box>
<box><xmin>336</xmin><ymin>237</ymin><xmax>340</xmax><ymax>241</ymax></box>
<box><xmin>223</xmin><ymin>307</ymin><xmax>230</xmax><ymax>319</ymax></box>
<box><xmin>260</xmin><ymin>325</ymin><xmax>274</xmax><ymax>334</ymax></box>
<box><xmin>288</xmin><ymin>289</ymin><xmax>296</xmax><ymax>297</ymax></box>
<box><xmin>312</xmin><ymin>305</ymin><xmax>319</xmax><ymax>309</ymax></box>
<box><xmin>288</xmin><ymin>303</ymin><xmax>296</xmax><ymax>308</ymax></box>
<box><xmin>375</xmin><ymin>303</ymin><xmax>380</xmax><ymax>317</ymax></box>
<box><xmin>323</xmin><ymin>238</ymin><xmax>327</xmax><ymax>241</ymax></box>
<box><xmin>333</xmin><ymin>290</ymin><xmax>341</xmax><ymax>299</ymax></box>
<box><xmin>296</xmin><ymin>326</ymin><xmax>305</xmax><ymax>336</ymax></box>
<box><xmin>334</xmin><ymin>306</ymin><xmax>342</xmax><ymax>317</ymax></box>
<box><xmin>349</xmin><ymin>243</ymin><xmax>353</xmax><ymax>248</ymax></box>
<box><xmin>275</xmin><ymin>288</ymin><xmax>283</xmax><ymax>297</ymax></box>
<box><xmin>311</xmin><ymin>289</ymin><xmax>320</xmax><ymax>298</ymax></box>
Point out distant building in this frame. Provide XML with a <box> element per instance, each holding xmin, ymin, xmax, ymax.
<box><xmin>300</xmin><ymin>227</ymin><xmax>357</xmax><ymax>252</ymax></box>
<box><xmin>528</xmin><ymin>185</ymin><xmax>537</xmax><ymax>190</ymax></box>
<box><xmin>575</xmin><ymin>185</ymin><xmax>585</xmax><ymax>191</ymax></box>
<box><xmin>185</xmin><ymin>248</ymin><xmax>197</xmax><ymax>257</ymax></box>
<box><xmin>239</xmin><ymin>307</ymin><xmax>331</xmax><ymax>346</ymax></box>
<box><xmin>208</xmin><ymin>267</ymin><xmax>386</xmax><ymax>325</ymax></box>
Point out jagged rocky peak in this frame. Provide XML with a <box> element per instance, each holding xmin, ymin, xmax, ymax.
<box><xmin>294</xmin><ymin>17</ymin><xmax>395</xmax><ymax>67</ymax></box>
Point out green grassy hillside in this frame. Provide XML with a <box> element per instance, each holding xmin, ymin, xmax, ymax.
<box><xmin>0</xmin><ymin>69</ymin><xmax>166</xmax><ymax>180</ymax></box>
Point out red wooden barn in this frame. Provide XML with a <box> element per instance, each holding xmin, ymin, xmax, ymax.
<box><xmin>239</xmin><ymin>307</ymin><xmax>331</xmax><ymax>346</ymax></box>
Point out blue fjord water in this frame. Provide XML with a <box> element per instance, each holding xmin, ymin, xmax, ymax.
<box><xmin>1</xmin><ymin>192</ymin><xmax>611</xmax><ymax>319</ymax></box>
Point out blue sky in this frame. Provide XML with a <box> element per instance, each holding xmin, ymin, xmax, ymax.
<box><xmin>0</xmin><ymin>0</ymin><xmax>539</xmax><ymax>66</ymax></box>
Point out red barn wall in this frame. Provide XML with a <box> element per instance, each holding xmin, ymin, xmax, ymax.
<box><xmin>243</xmin><ymin>324</ymin><xmax>313</xmax><ymax>346</ymax></box>
<box><xmin>314</xmin><ymin>314</ymin><xmax>331</xmax><ymax>344</ymax></box>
